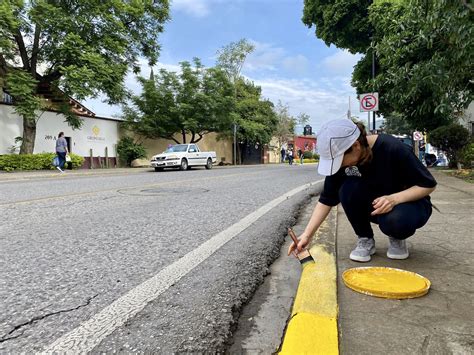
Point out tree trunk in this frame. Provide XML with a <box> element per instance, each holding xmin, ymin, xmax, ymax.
<box><xmin>19</xmin><ymin>117</ymin><xmax>37</xmax><ymax>154</ymax></box>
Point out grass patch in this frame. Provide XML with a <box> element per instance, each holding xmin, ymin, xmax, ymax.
<box><xmin>440</xmin><ymin>168</ymin><xmax>474</xmax><ymax>183</ymax></box>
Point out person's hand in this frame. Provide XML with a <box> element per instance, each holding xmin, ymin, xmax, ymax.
<box><xmin>287</xmin><ymin>232</ymin><xmax>311</xmax><ymax>257</ymax></box>
<box><xmin>371</xmin><ymin>195</ymin><xmax>397</xmax><ymax>215</ymax></box>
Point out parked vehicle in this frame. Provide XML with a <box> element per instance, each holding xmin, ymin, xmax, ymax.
<box><xmin>150</xmin><ymin>144</ymin><xmax>217</xmax><ymax>171</ymax></box>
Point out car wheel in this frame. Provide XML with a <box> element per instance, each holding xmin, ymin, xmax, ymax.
<box><xmin>205</xmin><ymin>158</ymin><xmax>213</xmax><ymax>170</ymax></box>
<box><xmin>154</xmin><ymin>167</ymin><xmax>163</xmax><ymax>172</ymax></box>
<box><xmin>179</xmin><ymin>158</ymin><xmax>188</xmax><ymax>171</ymax></box>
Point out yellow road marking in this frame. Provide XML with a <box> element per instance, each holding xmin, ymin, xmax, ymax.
<box><xmin>280</xmin><ymin>219</ymin><xmax>339</xmax><ymax>354</ymax></box>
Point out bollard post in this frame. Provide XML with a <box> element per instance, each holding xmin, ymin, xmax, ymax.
<box><xmin>89</xmin><ymin>149</ymin><xmax>93</xmax><ymax>169</ymax></box>
<box><xmin>105</xmin><ymin>147</ymin><xmax>109</xmax><ymax>168</ymax></box>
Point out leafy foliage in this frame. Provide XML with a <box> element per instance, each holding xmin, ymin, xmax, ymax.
<box><xmin>116</xmin><ymin>136</ymin><xmax>147</xmax><ymax>167</ymax></box>
<box><xmin>312</xmin><ymin>0</ymin><xmax>473</xmax><ymax>133</ymax></box>
<box><xmin>459</xmin><ymin>142</ymin><xmax>474</xmax><ymax>168</ymax></box>
<box><xmin>370</xmin><ymin>0</ymin><xmax>473</xmax><ymax>131</ymax></box>
<box><xmin>233</xmin><ymin>78</ymin><xmax>278</xmax><ymax>145</ymax></box>
<box><xmin>0</xmin><ymin>0</ymin><xmax>170</xmax><ymax>153</ymax></box>
<box><xmin>381</xmin><ymin>112</ymin><xmax>414</xmax><ymax>136</ymax></box>
<box><xmin>0</xmin><ymin>152</ymin><xmax>83</xmax><ymax>171</ymax></box>
<box><xmin>122</xmin><ymin>59</ymin><xmax>235</xmax><ymax>144</ymax></box>
<box><xmin>273</xmin><ymin>101</ymin><xmax>296</xmax><ymax>148</ymax></box>
<box><xmin>429</xmin><ymin>124</ymin><xmax>470</xmax><ymax>168</ymax></box>
<box><xmin>302</xmin><ymin>0</ymin><xmax>373</xmax><ymax>54</ymax></box>
<box><xmin>216</xmin><ymin>39</ymin><xmax>255</xmax><ymax>83</ymax></box>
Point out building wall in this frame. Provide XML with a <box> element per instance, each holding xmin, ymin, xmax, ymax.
<box><xmin>0</xmin><ymin>104</ymin><xmax>120</xmax><ymax>157</ymax></box>
<box><xmin>139</xmin><ymin>132</ymin><xmax>233</xmax><ymax>164</ymax></box>
<box><xmin>268</xmin><ymin>137</ymin><xmax>281</xmax><ymax>163</ymax></box>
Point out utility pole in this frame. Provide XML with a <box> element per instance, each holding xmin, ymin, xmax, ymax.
<box><xmin>372</xmin><ymin>47</ymin><xmax>376</xmax><ymax>132</ymax></box>
<box><xmin>233</xmin><ymin>123</ymin><xmax>237</xmax><ymax>165</ymax></box>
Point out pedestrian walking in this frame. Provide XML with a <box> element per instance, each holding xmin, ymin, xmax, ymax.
<box><xmin>288</xmin><ymin>119</ymin><xmax>436</xmax><ymax>262</ymax></box>
<box><xmin>298</xmin><ymin>148</ymin><xmax>303</xmax><ymax>165</ymax></box>
<box><xmin>281</xmin><ymin>146</ymin><xmax>286</xmax><ymax>163</ymax></box>
<box><xmin>55</xmin><ymin>132</ymin><xmax>69</xmax><ymax>173</ymax></box>
<box><xmin>288</xmin><ymin>150</ymin><xmax>293</xmax><ymax>165</ymax></box>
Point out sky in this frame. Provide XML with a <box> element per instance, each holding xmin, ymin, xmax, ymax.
<box><xmin>83</xmin><ymin>0</ymin><xmax>366</xmax><ymax>134</ymax></box>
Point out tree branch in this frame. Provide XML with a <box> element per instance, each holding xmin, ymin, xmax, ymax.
<box><xmin>14</xmin><ymin>30</ymin><xmax>29</xmax><ymax>70</ymax></box>
<box><xmin>0</xmin><ymin>53</ymin><xmax>8</xmax><ymax>77</ymax></box>
<box><xmin>30</xmin><ymin>24</ymin><xmax>41</xmax><ymax>76</ymax></box>
<box><xmin>461</xmin><ymin>0</ymin><xmax>473</xmax><ymax>12</ymax></box>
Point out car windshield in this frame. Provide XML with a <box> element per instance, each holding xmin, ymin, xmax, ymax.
<box><xmin>164</xmin><ymin>144</ymin><xmax>188</xmax><ymax>153</ymax></box>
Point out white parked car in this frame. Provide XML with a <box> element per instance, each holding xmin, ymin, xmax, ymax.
<box><xmin>150</xmin><ymin>144</ymin><xmax>217</xmax><ymax>171</ymax></box>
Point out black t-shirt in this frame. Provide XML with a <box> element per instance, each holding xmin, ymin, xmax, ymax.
<box><xmin>319</xmin><ymin>134</ymin><xmax>437</xmax><ymax>207</ymax></box>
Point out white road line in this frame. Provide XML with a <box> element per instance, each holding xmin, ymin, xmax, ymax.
<box><xmin>41</xmin><ymin>180</ymin><xmax>323</xmax><ymax>354</ymax></box>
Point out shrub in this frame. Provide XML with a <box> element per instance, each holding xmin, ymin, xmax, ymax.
<box><xmin>429</xmin><ymin>124</ymin><xmax>470</xmax><ymax>168</ymax></box>
<box><xmin>459</xmin><ymin>142</ymin><xmax>474</xmax><ymax>168</ymax></box>
<box><xmin>117</xmin><ymin>137</ymin><xmax>147</xmax><ymax>166</ymax></box>
<box><xmin>313</xmin><ymin>153</ymin><xmax>320</xmax><ymax>160</ymax></box>
<box><xmin>303</xmin><ymin>151</ymin><xmax>313</xmax><ymax>159</ymax></box>
<box><xmin>0</xmin><ymin>153</ymin><xmax>84</xmax><ymax>171</ymax></box>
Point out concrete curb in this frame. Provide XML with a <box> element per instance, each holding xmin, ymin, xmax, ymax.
<box><xmin>280</xmin><ymin>208</ymin><xmax>339</xmax><ymax>354</ymax></box>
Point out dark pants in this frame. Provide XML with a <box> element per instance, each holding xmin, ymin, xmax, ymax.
<box><xmin>57</xmin><ymin>151</ymin><xmax>66</xmax><ymax>169</ymax></box>
<box><xmin>339</xmin><ymin>177</ymin><xmax>432</xmax><ymax>240</ymax></box>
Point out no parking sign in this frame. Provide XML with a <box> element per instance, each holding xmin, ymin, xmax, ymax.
<box><xmin>359</xmin><ymin>93</ymin><xmax>379</xmax><ymax>112</ymax></box>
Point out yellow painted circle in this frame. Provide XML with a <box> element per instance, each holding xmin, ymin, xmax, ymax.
<box><xmin>342</xmin><ymin>267</ymin><xmax>431</xmax><ymax>299</ymax></box>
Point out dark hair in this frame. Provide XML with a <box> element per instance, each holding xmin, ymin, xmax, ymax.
<box><xmin>344</xmin><ymin>121</ymin><xmax>373</xmax><ymax>166</ymax></box>
<box><xmin>58</xmin><ymin>132</ymin><xmax>64</xmax><ymax>137</ymax></box>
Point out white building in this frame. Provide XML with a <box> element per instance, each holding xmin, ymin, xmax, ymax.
<box><xmin>1</xmin><ymin>92</ymin><xmax>121</xmax><ymax>168</ymax></box>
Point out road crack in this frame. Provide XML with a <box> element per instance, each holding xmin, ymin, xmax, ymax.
<box><xmin>0</xmin><ymin>294</ymin><xmax>99</xmax><ymax>343</ymax></box>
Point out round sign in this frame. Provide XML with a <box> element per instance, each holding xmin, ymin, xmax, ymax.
<box><xmin>361</xmin><ymin>94</ymin><xmax>377</xmax><ymax>110</ymax></box>
<box><xmin>413</xmin><ymin>131</ymin><xmax>423</xmax><ymax>141</ymax></box>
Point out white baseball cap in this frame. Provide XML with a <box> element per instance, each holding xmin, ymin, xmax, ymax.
<box><xmin>316</xmin><ymin>119</ymin><xmax>360</xmax><ymax>176</ymax></box>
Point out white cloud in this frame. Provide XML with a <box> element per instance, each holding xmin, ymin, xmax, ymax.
<box><xmin>282</xmin><ymin>55</ymin><xmax>310</xmax><ymax>75</ymax></box>
<box><xmin>84</xmin><ymin>61</ymin><xmax>183</xmax><ymax>117</ymax></box>
<box><xmin>172</xmin><ymin>0</ymin><xmax>211</xmax><ymax>17</ymax></box>
<box><xmin>244</xmin><ymin>40</ymin><xmax>286</xmax><ymax>72</ymax></box>
<box><xmin>251</xmin><ymin>76</ymin><xmax>362</xmax><ymax>132</ymax></box>
<box><xmin>321</xmin><ymin>49</ymin><xmax>362</xmax><ymax>77</ymax></box>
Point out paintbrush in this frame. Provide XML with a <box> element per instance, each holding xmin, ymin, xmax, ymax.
<box><xmin>288</xmin><ymin>227</ymin><xmax>315</xmax><ymax>266</ymax></box>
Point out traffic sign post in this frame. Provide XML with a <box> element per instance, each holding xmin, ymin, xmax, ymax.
<box><xmin>413</xmin><ymin>131</ymin><xmax>423</xmax><ymax>141</ymax></box>
<box><xmin>359</xmin><ymin>92</ymin><xmax>379</xmax><ymax>112</ymax></box>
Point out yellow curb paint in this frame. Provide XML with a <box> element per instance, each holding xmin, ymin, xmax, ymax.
<box><xmin>280</xmin><ymin>313</ymin><xmax>338</xmax><ymax>355</ymax></box>
<box><xmin>280</xmin><ymin>242</ymin><xmax>339</xmax><ymax>354</ymax></box>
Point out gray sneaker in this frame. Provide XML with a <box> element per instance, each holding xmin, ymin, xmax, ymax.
<box><xmin>387</xmin><ymin>237</ymin><xmax>409</xmax><ymax>259</ymax></box>
<box><xmin>350</xmin><ymin>237</ymin><xmax>376</xmax><ymax>262</ymax></box>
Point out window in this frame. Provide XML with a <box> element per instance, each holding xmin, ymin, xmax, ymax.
<box><xmin>2</xmin><ymin>91</ymin><xmax>13</xmax><ymax>104</ymax></box>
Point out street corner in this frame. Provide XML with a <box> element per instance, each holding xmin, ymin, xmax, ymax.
<box><xmin>279</xmin><ymin>209</ymin><xmax>339</xmax><ymax>354</ymax></box>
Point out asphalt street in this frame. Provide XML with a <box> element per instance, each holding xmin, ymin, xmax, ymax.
<box><xmin>0</xmin><ymin>165</ymin><xmax>323</xmax><ymax>353</ymax></box>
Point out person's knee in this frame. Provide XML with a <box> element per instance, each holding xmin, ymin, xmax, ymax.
<box><xmin>378</xmin><ymin>209</ymin><xmax>415</xmax><ymax>239</ymax></box>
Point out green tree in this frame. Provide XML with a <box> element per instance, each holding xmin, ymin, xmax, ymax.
<box><xmin>274</xmin><ymin>101</ymin><xmax>296</xmax><ymax>148</ymax></box>
<box><xmin>0</xmin><ymin>0</ymin><xmax>169</xmax><ymax>154</ymax></box>
<box><xmin>216</xmin><ymin>39</ymin><xmax>255</xmax><ymax>84</ymax></box>
<box><xmin>122</xmin><ymin>59</ymin><xmax>235</xmax><ymax>144</ymax></box>
<box><xmin>371</xmin><ymin>0</ymin><xmax>473</xmax><ymax>132</ymax></box>
<box><xmin>302</xmin><ymin>0</ymin><xmax>373</xmax><ymax>54</ymax></box>
<box><xmin>116</xmin><ymin>136</ymin><xmax>147</xmax><ymax>167</ymax></box>
<box><xmin>429</xmin><ymin>124</ymin><xmax>470</xmax><ymax>168</ymax></box>
<box><xmin>216</xmin><ymin>38</ymin><xmax>255</xmax><ymax>164</ymax></box>
<box><xmin>307</xmin><ymin>0</ymin><xmax>473</xmax><ymax>133</ymax></box>
<box><xmin>381</xmin><ymin>112</ymin><xmax>414</xmax><ymax>136</ymax></box>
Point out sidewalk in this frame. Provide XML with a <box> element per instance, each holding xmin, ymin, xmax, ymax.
<box><xmin>280</xmin><ymin>170</ymin><xmax>473</xmax><ymax>354</ymax></box>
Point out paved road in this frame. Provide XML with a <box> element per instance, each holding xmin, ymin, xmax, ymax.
<box><xmin>0</xmin><ymin>165</ymin><xmax>323</xmax><ymax>353</ymax></box>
